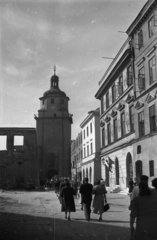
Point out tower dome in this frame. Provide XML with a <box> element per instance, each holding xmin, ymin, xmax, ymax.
<box><xmin>43</xmin><ymin>65</ymin><xmax>66</xmax><ymax>98</ymax></box>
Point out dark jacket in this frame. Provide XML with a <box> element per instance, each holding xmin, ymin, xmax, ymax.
<box><xmin>80</xmin><ymin>183</ymin><xmax>93</xmax><ymax>204</ymax></box>
<box><xmin>60</xmin><ymin>186</ymin><xmax>76</xmax><ymax>212</ymax></box>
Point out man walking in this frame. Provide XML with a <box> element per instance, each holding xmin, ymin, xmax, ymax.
<box><xmin>79</xmin><ymin>177</ymin><xmax>93</xmax><ymax>221</ymax></box>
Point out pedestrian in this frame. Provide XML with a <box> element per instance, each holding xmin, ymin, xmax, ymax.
<box><xmin>92</xmin><ymin>179</ymin><xmax>107</xmax><ymax>221</ymax></box>
<box><xmin>72</xmin><ymin>180</ymin><xmax>78</xmax><ymax>199</ymax></box>
<box><xmin>60</xmin><ymin>181</ymin><xmax>76</xmax><ymax>221</ymax></box>
<box><xmin>79</xmin><ymin>179</ymin><xmax>85</xmax><ymax>210</ymax></box>
<box><xmin>129</xmin><ymin>175</ymin><xmax>149</xmax><ymax>210</ymax></box>
<box><xmin>129</xmin><ymin>178</ymin><xmax>134</xmax><ymax>193</ymax></box>
<box><xmin>131</xmin><ymin>175</ymin><xmax>149</xmax><ymax>200</ymax></box>
<box><xmin>79</xmin><ymin>177</ymin><xmax>93</xmax><ymax>221</ymax></box>
<box><xmin>130</xmin><ymin>180</ymin><xmax>157</xmax><ymax>240</ymax></box>
<box><xmin>152</xmin><ymin>178</ymin><xmax>157</xmax><ymax>194</ymax></box>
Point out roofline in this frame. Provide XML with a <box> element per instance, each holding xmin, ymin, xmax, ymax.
<box><xmin>0</xmin><ymin>127</ymin><xmax>36</xmax><ymax>131</ymax></box>
<box><xmin>98</xmin><ymin>38</ymin><xmax>130</xmax><ymax>87</ymax></box>
<box><xmin>95</xmin><ymin>48</ymin><xmax>131</xmax><ymax>99</ymax></box>
<box><xmin>80</xmin><ymin>108</ymin><xmax>100</xmax><ymax>128</ymax></box>
<box><xmin>126</xmin><ymin>0</ymin><xmax>156</xmax><ymax>35</ymax></box>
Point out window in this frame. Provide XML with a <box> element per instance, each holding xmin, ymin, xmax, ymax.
<box><xmin>101</xmin><ymin>97</ymin><xmax>104</xmax><ymax>114</ymax></box>
<box><xmin>138</xmin><ymin>29</ymin><xmax>143</xmax><ymax>49</ymax></box>
<box><xmin>130</xmin><ymin>105</ymin><xmax>134</xmax><ymax>132</ymax></box>
<box><xmin>148</xmin><ymin>17</ymin><xmax>154</xmax><ymax>38</ymax></box>
<box><xmin>138</xmin><ymin>111</ymin><xmax>145</xmax><ymax>137</ymax></box>
<box><xmin>90</xmin><ymin>142</ymin><xmax>93</xmax><ymax>154</ymax></box>
<box><xmin>149</xmin><ymin>160</ymin><xmax>154</xmax><ymax>177</ymax></box>
<box><xmin>138</xmin><ymin>67</ymin><xmax>145</xmax><ymax>91</ymax></box>
<box><xmin>14</xmin><ymin>136</ymin><xmax>24</xmax><ymax>146</ymax></box>
<box><xmin>149</xmin><ymin>56</ymin><xmax>156</xmax><ymax>85</ymax></box>
<box><xmin>0</xmin><ymin>135</ymin><xmax>7</xmax><ymax>150</ymax></box>
<box><xmin>87</xmin><ymin>145</ymin><xmax>89</xmax><ymax>156</ymax></box>
<box><xmin>90</xmin><ymin>123</ymin><xmax>92</xmax><ymax>133</ymax></box>
<box><xmin>112</xmin><ymin>84</ymin><xmax>116</xmax><ymax>103</ymax></box>
<box><xmin>107</xmin><ymin>123</ymin><xmax>111</xmax><ymax>144</ymax></box>
<box><xmin>121</xmin><ymin>112</ymin><xmax>125</xmax><ymax>137</ymax></box>
<box><xmin>87</xmin><ymin>127</ymin><xmax>89</xmax><ymax>137</ymax></box>
<box><xmin>106</xmin><ymin>92</ymin><xmax>109</xmax><ymax>109</ymax></box>
<box><xmin>61</xmin><ymin>99</ymin><xmax>64</xmax><ymax>104</ymax></box>
<box><xmin>127</xmin><ymin>65</ymin><xmax>133</xmax><ymax>86</ymax></box>
<box><xmin>51</xmin><ymin>98</ymin><xmax>54</xmax><ymax>104</ymax></box>
<box><xmin>102</xmin><ymin>127</ymin><xmax>105</xmax><ymax>147</ymax></box>
<box><xmin>42</xmin><ymin>99</ymin><xmax>44</xmax><ymax>105</ymax></box>
<box><xmin>137</xmin><ymin>145</ymin><xmax>141</xmax><ymax>154</ymax></box>
<box><xmin>113</xmin><ymin>118</ymin><xmax>117</xmax><ymax>141</ymax></box>
<box><xmin>118</xmin><ymin>76</ymin><xmax>123</xmax><ymax>95</ymax></box>
<box><xmin>84</xmin><ymin>147</ymin><xmax>86</xmax><ymax>158</ymax></box>
<box><xmin>84</xmin><ymin>130</ymin><xmax>85</xmax><ymax>139</ymax></box>
<box><xmin>149</xmin><ymin>104</ymin><xmax>156</xmax><ymax>133</ymax></box>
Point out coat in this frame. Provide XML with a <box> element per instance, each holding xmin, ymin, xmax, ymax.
<box><xmin>60</xmin><ymin>186</ymin><xmax>76</xmax><ymax>212</ymax></box>
<box><xmin>79</xmin><ymin>183</ymin><xmax>93</xmax><ymax>204</ymax></box>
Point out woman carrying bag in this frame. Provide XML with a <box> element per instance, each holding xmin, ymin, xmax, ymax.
<box><xmin>92</xmin><ymin>179</ymin><xmax>108</xmax><ymax>221</ymax></box>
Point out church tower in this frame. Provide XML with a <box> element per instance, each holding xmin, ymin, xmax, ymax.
<box><xmin>35</xmin><ymin>66</ymin><xmax>73</xmax><ymax>181</ymax></box>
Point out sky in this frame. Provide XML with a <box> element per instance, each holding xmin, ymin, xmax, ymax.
<box><xmin>0</xmin><ymin>0</ymin><xmax>147</xmax><ymax>139</ymax></box>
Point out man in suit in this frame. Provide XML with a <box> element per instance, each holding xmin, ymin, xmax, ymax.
<box><xmin>79</xmin><ymin>177</ymin><xmax>93</xmax><ymax>221</ymax></box>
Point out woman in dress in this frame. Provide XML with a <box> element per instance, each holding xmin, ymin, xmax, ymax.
<box><xmin>60</xmin><ymin>181</ymin><xmax>76</xmax><ymax>221</ymax></box>
<box><xmin>92</xmin><ymin>179</ymin><xmax>107</xmax><ymax>221</ymax></box>
<box><xmin>130</xmin><ymin>180</ymin><xmax>157</xmax><ymax>240</ymax></box>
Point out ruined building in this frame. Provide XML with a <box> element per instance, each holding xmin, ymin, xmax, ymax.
<box><xmin>0</xmin><ymin>67</ymin><xmax>73</xmax><ymax>188</ymax></box>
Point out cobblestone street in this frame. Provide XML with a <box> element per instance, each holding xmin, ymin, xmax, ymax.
<box><xmin>0</xmin><ymin>190</ymin><xmax>131</xmax><ymax>240</ymax></box>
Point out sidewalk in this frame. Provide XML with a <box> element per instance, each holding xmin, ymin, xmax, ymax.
<box><xmin>0</xmin><ymin>190</ymin><xmax>131</xmax><ymax>240</ymax></box>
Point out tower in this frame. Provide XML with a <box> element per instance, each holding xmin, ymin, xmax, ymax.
<box><xmin>35</xmin><ymin>66</ymin><xmax>73</xmax><ymax>181</ymax></box>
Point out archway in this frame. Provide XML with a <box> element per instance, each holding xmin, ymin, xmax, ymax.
<box><xmin>135</xmin><ymin>160</ymin><xmax>143</xmax><ymax>183</ymax></box>
<box><xmin>126</xmin><ymin>152</ymin><xmax>133</xmax><ymax>187</ymax></box>
<box><xmin>105</xmin><ymin>165</ymin><xmax>109</xmax><ymax>186</ymax></box>
<box><xmin>115</xmin><ymin>157</ymin><xmax>119</xmax><ymax>185</ymax></box>
<box><xmin>46</xmin><ymin>169</ymin><xmax>58</xmax><ymax>180</ymax></box>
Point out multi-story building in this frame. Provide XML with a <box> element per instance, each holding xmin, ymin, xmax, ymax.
<box><xmin>126</xmin><ymin>0</ymin><xmax>157</xmax><ymax>184</ymax></box>
<box><xmin>80</xmin><ymin>108</ymin><xmax>101</xmax><ymax>185</ymax></box>
<box><xmin>71</xmin><ymin>132</ymin><xmax>82</xmax><ymax>182</ymax></box>
<box><xmin>71</xmin><ymin>140</ymin><xmax>76</xmax><ymax>180</ymax></box>
<box><xmin>95</xmin><ymin>39</ymin><xmax>135</xmax><ymax>189</ymax></box>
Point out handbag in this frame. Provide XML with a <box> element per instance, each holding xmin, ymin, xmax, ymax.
<box><xmin>104</xmin><ymin>203</ymin><xmax>110</xmax><ymax>212</ymax></box>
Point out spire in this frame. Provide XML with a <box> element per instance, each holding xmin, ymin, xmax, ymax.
<box><xmin>54</xmin><ymin>65</ymin><xmax>56</xmax><ymax>75</ymax></box>
<box><xmin>50</xmin><ymin>65</ymin><xmax>59</xmax><ymax>89</ymax></box>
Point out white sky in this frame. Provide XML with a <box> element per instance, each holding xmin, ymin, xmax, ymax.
<box><xmin>0</xmin><ymin>0</ymin><xmax>147</xmax><ymax>139</ymax></box>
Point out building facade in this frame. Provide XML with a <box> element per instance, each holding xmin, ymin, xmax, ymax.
<box><xmin>95</xmin><ymin>39</ymin><xmax>135</xmax><ymax>189</ymax></box>
<box><xmin>35</xmin><ymin>68</ymin><xmax>73</xmax><ymax>181</ymax></box>
<box><xmin>126</xmin><ymin>0</ymin><xmax>157</xmax><ymax>185</ymax></box>
<box><xmin>71</xmin><ymin>132</ymin><xmax>82</xmax><ymax>182</ymax></box>
<box><xmin>80</xmin><ymin>108</ymin><xmax>101</xmax><ymax>185</ymax></box>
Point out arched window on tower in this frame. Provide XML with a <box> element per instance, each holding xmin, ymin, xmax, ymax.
<box><xmin>61</xmin><ymin>99</ymin><xmax>64</xmax><ymax>104</ymax></box>
<box><xmin>51</xmin><ymin>98</ymin><xmax>54</xmax><ymax>104</ymax></box>
<box><xmin>137</xmin><ymin>145</ymin><xmax>141</xmax><ymax>154</ymax></box>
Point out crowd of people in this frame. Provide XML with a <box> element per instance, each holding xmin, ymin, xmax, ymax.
<box><xmin>54</xmin><ymin>177</ymin><xmax>108</xmax><ymax>222</ymax></box>
<box><xmin>53</xmin><ymin>175</ymin><xmax>157</xmax><ymax>240</ymax></box>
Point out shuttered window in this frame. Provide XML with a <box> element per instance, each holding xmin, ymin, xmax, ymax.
<box><xmin>149</xmin><ymin>56</ymin><xmax>156</xmax><ymax>85</ymax></box>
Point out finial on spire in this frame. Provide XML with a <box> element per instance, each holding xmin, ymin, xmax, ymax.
<box><xmin>54</xmin><ymin>65</ymin><xmax>56</xmax><ymax>75</ymax></box>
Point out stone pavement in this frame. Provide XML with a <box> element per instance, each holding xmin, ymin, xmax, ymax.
<box><xmin>0</xmin><ymin>190</ymin><xmax>131</xmax><ymax>240</ymax></box>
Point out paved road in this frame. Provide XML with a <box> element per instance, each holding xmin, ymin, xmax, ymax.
<box><xmin>0</xmin><ymin>190</ymin><xmax>131</xmax><ymax>240</ymax></box>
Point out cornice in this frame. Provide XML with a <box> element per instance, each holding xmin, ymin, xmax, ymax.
<box><xmin>126</xmin><ymin>0</ymin><xmax>157</xmax><ymax>35</ymax></box>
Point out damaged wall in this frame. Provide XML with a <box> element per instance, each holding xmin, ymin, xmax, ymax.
<box><xmin>0</xmin><ymin>128</ymin><xmax>39</xmax><ymax>189</ymax></box>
